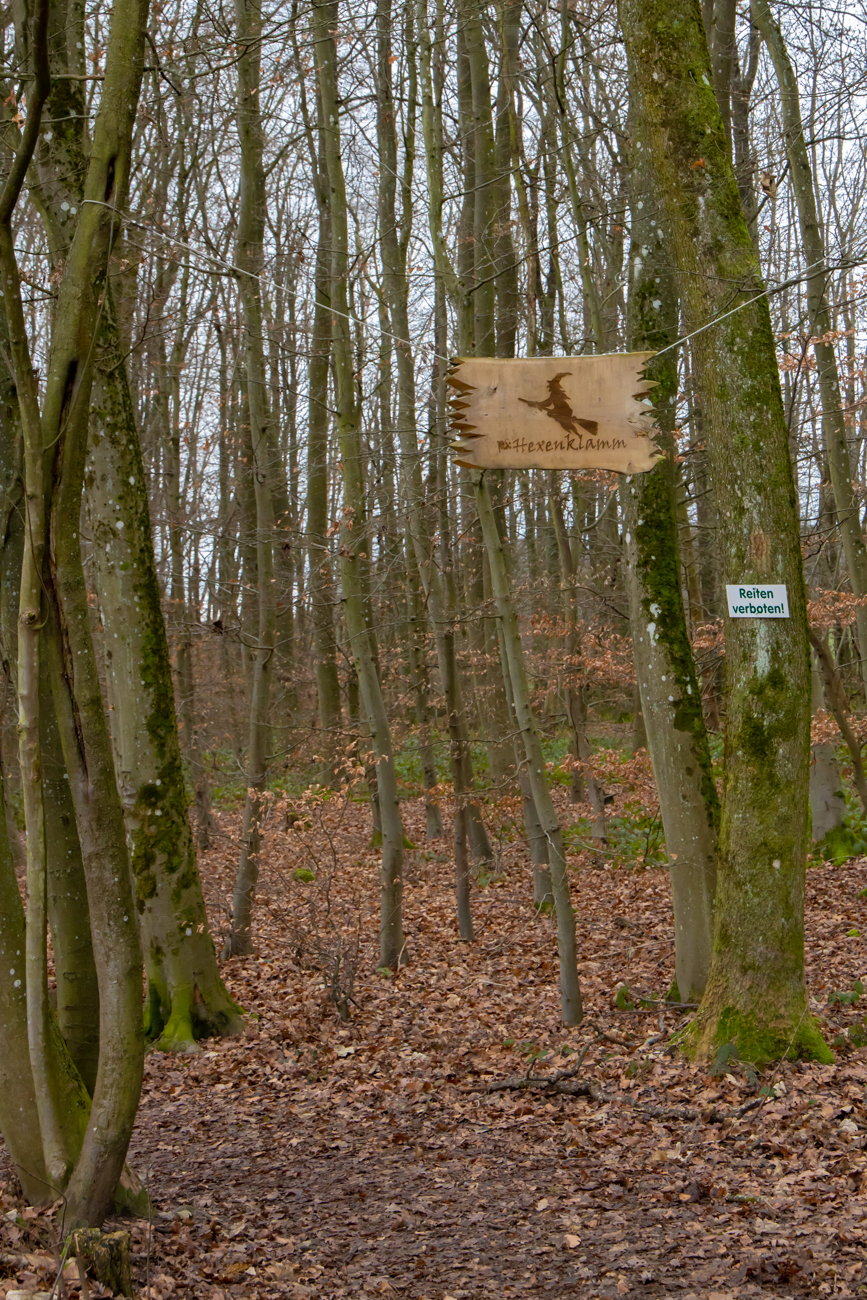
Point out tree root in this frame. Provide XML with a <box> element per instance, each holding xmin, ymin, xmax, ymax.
<box><xmin>146</xmin><ymin>979</ymin><xmax>243</xmax><ymax>1053</ymax></box>
<box><xmin>113</xmin><ymin>1162</ymin><xmax>152</xmax><ymax>1218</ymax></box>
<box><xmin>150</xmin><ymin>986</ymin><xmax>200</xmax><ymax>1054</ymax></box>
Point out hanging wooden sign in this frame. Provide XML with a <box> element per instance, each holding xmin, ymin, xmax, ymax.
<box><xmin>447</xmin><ymin>352</ymin><xmax>661</xmax><ymax>473</ymax></box>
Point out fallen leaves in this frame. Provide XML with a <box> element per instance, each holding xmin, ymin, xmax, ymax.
<box><xmin>2</xmin><ymin>799</ymin><xmax>867</xmax><ymax>1298</ymax></box>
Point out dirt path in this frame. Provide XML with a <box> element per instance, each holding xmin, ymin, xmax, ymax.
<box><xmin>3</xmin><ymin>801</ymin><xmax>867</xmax><ymax>1298</ymax></box>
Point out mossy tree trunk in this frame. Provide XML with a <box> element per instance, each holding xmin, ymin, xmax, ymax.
<box><xmin>622</xmin><ymin>131</ymin><xmax>719</xmax><ymax>1003</ymax></box>
<box><xmin>0</xmin><ymin>324</ymin><xmax>100</xmax><ymax>1093</ymax></box>
<box><xmin>0</xmin><ymin>0</ymin><xmax>94</xmax><ymax>1199</ymax></box>
<box><xmin>0</xmin><ymin>0</ymin><xmax>152</xmax><ymax>1225</ymax></box>
<box><xmin>0</xmin><ymin>308</ymin><xmax>93</xmax><ymax>1196</ymax></box>
<box><xmin>86</xmin><ymin>315</ymin><xmax>242</xmax><ymax>1047</ymax></box>
<box><xmin>44</xmin><ymin>3</ymin><xmax>151</xmax><ymax>1226</ymax></box>
<box><xmin>0</xmin><ymin>796</ymin><xmax>51</xmax><ymax>1204</ymax></box>
<box><xmin>41</xmin><ymin>653</ymin><xmax>101</xmax><ymax>1091</ymax></box>
<box><xmin>0</xmin><ymin>781</ymin><xmax>93</xmax><ymax>1205</ymax></box>
<box><xmin>28</xmin><ymin>0</ymin><xmax>238</xmax><ymax>1050</ymax></box>
<box><xmin>619</xmin><ymin>0</ymin><xmax>829</xmax><ymax>1064</ymax></box>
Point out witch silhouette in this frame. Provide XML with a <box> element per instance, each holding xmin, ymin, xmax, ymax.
<box><xmin>519</xmin><ymin>372</ymin><xmax>597</xmax><ymax>435</ymax></box>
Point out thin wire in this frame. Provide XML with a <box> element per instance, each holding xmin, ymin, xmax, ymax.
<box><xmin>81</xmin><ymin>198</ymin><xmax>455</xmax><ymax>362</ymax></box>
<box><xmin>82</xmin><ymin>199</ymin><xmax>866</xmax><ymax>367</ymax></box>
<box><xmin>653</xmin><ymin>255</ymin><xmax>865</xmax><ymax>357</ymax></box>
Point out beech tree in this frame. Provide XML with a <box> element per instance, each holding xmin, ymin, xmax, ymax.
<box><xmin>20</xmin><ymin>0</ymin><xmax>241</xmax><ymax>1046</ymax></box>
<box><xmin>314</xmin><ymin>0</ymin><xmax>407</xmax><ymax>968</ymax></box>
<box><xmin>0</xmin><ymin>0</ymin><xmax>153</xmax><ymax>1225</ymax></box>
<box><xmin>224</xmin><ymin>0</ymin><xmax>280</xmax><ymax>958</ymax></box>
<box><xmin>620</xmin><ymin>0</ymin><xmax>831</xmax><ymax>1063</ymax></box>
<box><xmin>623</xmin><ymin>131</ymin><xmax>719</xmax><ymax>1003</ymax></box>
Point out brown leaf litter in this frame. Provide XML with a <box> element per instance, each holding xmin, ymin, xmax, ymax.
<box><xmin>2</xmin><ymin>796</ymin><xmax>867</xmax><ymax>1299</ymax></box>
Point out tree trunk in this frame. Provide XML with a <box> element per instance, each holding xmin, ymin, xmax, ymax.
<box><xmin>41</xmin><ymin>654</ymin><xmax>101</xmax><ymax>1091</ymax></box>
<box><xmin>225</xmin><ymin>0</ymin><xmax>279</xmax><ymax>957</ymax></box>
<box><xmin>315</xmin><ymin>0</ymin><xmax>405</xmax><ymax>968</ymax></box>
<box><xmin>0</xmin><ymin>0</ymin><xmax>152</xmax><ymax>1222</ymax></box>
<box><xmin>0</xmin><ymin>769</ymin><xmax>91</xmax><ymax>1203</ymax></box>
<box><xmin>454</xmin><ymin>804</ymin><xmax>474</xmax><ymax>941</ymax></box>
<box><xmin>405</xmin><ymin>542</ymin><xmax>444</xmax><ymax>838</ymax></box>
<box><xmin>550</xmin><ymin>481</ymin><xmax>608</xmax><ymax>839</ymax></box>
<box><xmin>29</xmin><ymin>0</ymin><xmax>234</xmax><ymax>1053</ymax></box>
<box><xmin>306</xmin><ymin>168</ymin><xmax>342</xmax><ymax>783</ymax></box>
<box><xmin>414</xmin><ymin>0</ymin><xmax>494</xmax><ymax>876</ymax></box>
<box><xmin>622</xmin><ymin>127</ymin><xmax>719</xmax><ymax>1002</ymax></box>
<box><xmin>809</xmin><ymin>628</ymin><xmax>867</xmax><ymax>812</ymax></box>
<box><xmin>473</xmin><ymin>475</ymin><xmax>583</xmax><ymax>1027</ymax></box>
<box><xmin>619</xmin><ymin>0</ymin><xmax>830</xmax><ymax>1063</ymax></box>
<box><xmin>0</xmin><ymin>364</ymin><xmax>101</xmax><ymax>1092</ymax></box>
<box><xmin>86</xmin><ymin>318</ymin><xmax>242</xmax><ymax>1045</ymax></box>
<box><xmin>809</xmin><ymin>651</ymin><xmax>845</xmax><ymax>840</ymax></box>
<box><xmin>0</xmin><ymin>795</ymin><xmax>52</xmax><ymax>1203</ymax></box>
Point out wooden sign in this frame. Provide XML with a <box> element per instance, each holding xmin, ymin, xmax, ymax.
<box><xmin>447</xmin><ymin>352</ymin><xmax>661</xmax><ymax>473</ymax></box>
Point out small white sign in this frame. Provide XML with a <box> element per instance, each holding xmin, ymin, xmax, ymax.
<box><xmin>726</xmin><ymin>584</ymin><xmax>790</xmax><ymax>619</ymax></box>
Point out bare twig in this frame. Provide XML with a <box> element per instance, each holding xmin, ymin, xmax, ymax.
<box><xmin>48</xmin><ymin>1233</ymin><xmax>74</xmax><ymax>1300</ymax></box>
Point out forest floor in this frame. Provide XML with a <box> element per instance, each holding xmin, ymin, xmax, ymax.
<box><xmin>3</xmin><ymin>792</ymin><xmax>867</xmax><ymax>1299</ymax></box>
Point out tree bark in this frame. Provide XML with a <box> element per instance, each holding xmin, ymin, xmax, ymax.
<box><xmin>622</xmin><ymin>128</ymin><xmax>719</xmax><ymax>1002</ymax></box>
<box><xmin>224</xmin><ymin>0</ymin><xmax>279</xmax><ymax>957</ymax></box>
<box><xmin>315</xmin><ymin>0</ymin><xmax>405</xmax><ymax>968</ymax></box>
<box><xmin>474</xmin><ymin>474</ymin><xmax>583</xmax><ymax>1027</ymax></box>
<box><xmin>27</xmin><ymin>0</ymin><xmax>237</xmax><ymax>1047</ymax></box>
<box><xmin>0</xmin><ymin>794</ymin><xmax>52</xmax><ymax>1204</ymax></box>
<box><xmin>809</xmin><ymin>628</ymin><xmax>867</xmax><ymax>812</ymax></box>
<box><xmin>550</xmin><ymin>482</ymin><xmax>608</xmax><ymax>840</ymax></box>
<box><xmin>415</xmin><ymin>0</ymin><xmax>494</xmax><ymax>873</ymax></box>
<box><xmin>809</xmin><ymin>650</ymin><xmax>845</xmax><ymax>839</ymax></box>
<box><xmin>0</xmin><ymin>0</ymin><xmax>151</xmax><ymax>1223</ymax></box>
<box><xmin>86</xmin><ymin>312</ymin><xmax>242</xmax><ymax>1044</ymax></box>
<box><xmin>41</xmin><ymin>652</ymin><xmax>100</xmax><ymax>1091</ymax></box>
<box><xmin>306</xmin><ymin>169</ymin><xmax>342</xmax><ymax>782</ymax></box>
<box><xmin>619</xmin><ymin>0</ymin><xmax>830</xmax><ymax>1064</ymax></box>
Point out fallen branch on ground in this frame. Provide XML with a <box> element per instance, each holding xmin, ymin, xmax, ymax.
<box><xmin>484</xmin><ymin>1073</ymin><xmax>770</xmax><ymax>1124</ymax></box>
<box><xmin>487</xmin><ymin>1072</ymin><xmax>608</xmax><ymax>1102</ymax></box>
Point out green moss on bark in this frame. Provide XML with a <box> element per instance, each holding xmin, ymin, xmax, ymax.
<box><xmin>633</xmin><ymin>461</ymin><xmax>719</xmax><ymax>829</ymax></box>
<box><xmin>689</xmin><ymin>1004</ymin><xmax>833</xmax><ymax>1067</ymax></box>
<box><xmin>624</xmin><ymin>148</ymin><xmax>719</xmax><ymax>1001</ymax></box>
<box><xmin>620</xmin><ymin>0</ymin><xmax>816</xmax><ymax>1064</ymax></box>
<box><xmin>87</xmin><ymin>303</ymin><xmax>243</xmax><ymax>1049</ymax></box>
<box><xmin>151</xmin><ymin>985</ymin><xmax>199</xmax><ymax>1055</ymax></box>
